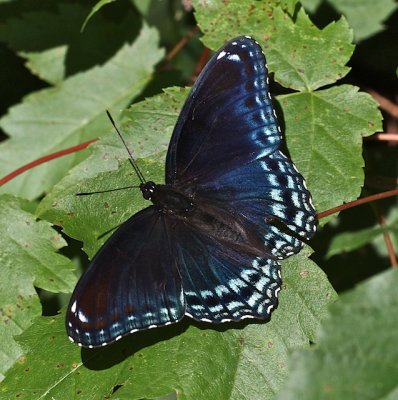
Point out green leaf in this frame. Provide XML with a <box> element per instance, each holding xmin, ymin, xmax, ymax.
<box><xmin>0</xmin><ymin>24</ymin><xmax>163</xmax><ymax>200</ymax></box>
<box><xmin>326</xmin><ymin>226</ymin><xmax>387</xmax><ymax>258</ymax></box>
<box><xmin>279</xmin><ymin>85</ymin><xmax>382</xmax><ymax>220</ymax></box>
<box><xmin>327</xmin><ymin>0</ymin><xmax>397</xmax><ymax>42</ymax></box>
<box><xmin>266</xmin><ymin>9</ymin><xmax>353</xmax><ymax>91</ymax></box>
<box><xmin>195</xmin><ymin>1</ymin><xmax>354</xmax><ymax>90</ymax></box>
<box><xmin>0</xmin><ymin>3</ymin><xmax>141</xmax><ymax>84</ymax></box>
<box><xmin>0</xmin><ymin>251</ymin><xmax>336</xmax><ymax>399</ymax></box>
<box><xmin>276</xmin><ymin>268</ymin><xmax>398</xmax><ymax>400</ymax></box>
<box><xmin>81</xmin><ymin>0</ymin><xmax>117</xmax><ymax>33</ymax></box>
<box><xmin>326</xmin><ymin>210</ymin><xmax>398</xmax><ymax>258</ymax></box>
<box><xmin>0</xmin><ymin>194</ymin><xmax>75</xmax><ymax>381</ymax></box>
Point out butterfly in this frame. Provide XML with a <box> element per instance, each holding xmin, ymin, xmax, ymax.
<box><xmin>66</xmin><ymin>36</ymin><xmax>317</xmax><ymax>348</ymax></box>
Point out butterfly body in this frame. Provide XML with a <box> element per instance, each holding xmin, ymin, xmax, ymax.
<box><xmin>66</xmin><ymin>36</ymin><xmax>316</xmax><ymax>348</ymax></box>
<box><xmin>143</xmin><ymin>181</ymin><xmax>272</xmax><ymax>260</ymax></box>
<box><xmin>141</xmin><ymin>182</ymin><xmax>194</xmax><ymax>214</ymax></box>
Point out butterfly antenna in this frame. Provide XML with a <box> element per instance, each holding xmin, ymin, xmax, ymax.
<box><xmin>106</xmin><ymin>110</ymin><xmax>146</xmax><ymax>184</ymax></box>
<box><xmin>76</xmin><ymin>185</ymin><xmax>141</xmax><ymax>196</ymax></box>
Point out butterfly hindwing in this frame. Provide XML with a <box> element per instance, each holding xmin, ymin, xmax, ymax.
<box><xmin>173</xmin><ymin>223</ymin><xmax>282</xmax><ymax>322</ymax></box>
<box><xmin>66</xmin><ymin>207</ymin><xmax>184</xmax><ymax>348</ymax></box>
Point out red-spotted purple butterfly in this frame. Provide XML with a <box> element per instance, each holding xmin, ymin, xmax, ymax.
<box><xmin>66</xmin><ymin>36</ymin><xmax>316</xmax><ymax>348</ymax></box>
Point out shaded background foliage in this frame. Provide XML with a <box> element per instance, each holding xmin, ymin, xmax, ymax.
<box><xmin>0</xmin><ymin>0</ymin><xmax>397</xmax><ymax>399</ymax></box>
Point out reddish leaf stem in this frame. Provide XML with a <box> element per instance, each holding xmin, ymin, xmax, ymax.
<box><xmin>0</xmin><ymin>139</ymin><xmax>97</xmax><ymax>187</ymax></box>
<box><xmin>370</xmin><ymin>133</ymin><xmax>398</xmax><ymax>142</ymax></box>
<box><xmin>368</xmin><ymin>89</ymin><xmax>398</xmax><ymax>119</ymax></box>
<box><xmin>374</xmin><ymin>209</ymin><xmax>398</xmax><ymax>267</ymax></box>
<box><xmin>316</xmin><ymin>188</ymin><xmax>398</xmax><ymax>219</ymax></box>
<box><xmin>164</xmin><ymin>26</ymin><xmax>199</xmax><ymax>63</ymax></box>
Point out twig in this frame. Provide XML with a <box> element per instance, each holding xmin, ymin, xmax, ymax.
<box><xmin>164</xmin><ymin>26</ymin><xmax>199</xmax><ymax>63</ymax></box>
<box><xmin>372</xmin><ymin>205</ymin><xmax>398</xmax><ymax>267</ymax></box>
<box><xmin>370</xmin><ymin>133</ymin><xmax>398</xmax><ymax>142</ymax></box>
<box><xmin>316</xmin><ymin>187</ymin><xmax>398</xmax><ymax>219</ymax></box>
<box><xmin>368</xmin><ymin>89</ymin><xmax>398</xmax><ymax>119</ymax></box>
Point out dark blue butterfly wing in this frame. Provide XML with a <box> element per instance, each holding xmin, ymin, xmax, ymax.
<box><xmin>166</xmin><ymin>36</ymin><xmax>282</xmax><ymax>185</ymax></box>
<box><xmin>173</xmin><ymin>223</ymin><xmax>281</xmax><ymax>322</ymax></box>
<box><xmin>66</xmin><ymin>207</ymin><xmax>184</xmax><ymax>348</ymax></box>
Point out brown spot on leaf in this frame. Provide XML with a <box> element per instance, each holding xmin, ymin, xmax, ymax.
<box><xmin>323</xmin><ymin>383</ymin><xmax>333</xmax><ymax>393</ymax></box>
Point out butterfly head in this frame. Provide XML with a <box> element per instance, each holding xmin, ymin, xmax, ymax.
<box><xmin>140</xmin><ymin>181</ymin><xmax>157</xmax><ymax>200</ymax></box>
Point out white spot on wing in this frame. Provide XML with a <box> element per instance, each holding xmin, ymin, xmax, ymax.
<box><xmin>78</xmin><ymin>310</ymin><xmax>88</xmax><ymax>323</ymax></box>
<box><xmin>200</xmin><ymin>290</ymin><xmax>213</xmax><ymax>298</ymax></box>
<box><xmin>217</xmin><ymin>50</ymin><xmax>227</xmax><ymax>60</ymax></box>
<box><xmin>240</xmin><ymin>315</ymin><xmax>255</xmax><ymax>320</ymax></box>
<box><xmin>209</xmin><ymin>304</ymin><xmax>224</xmax><ymax>313</ymax></box>
<box><xmin>227</xmin><ymin>54</ymin><xmax>241</xmax><ymax>62</ymax></box>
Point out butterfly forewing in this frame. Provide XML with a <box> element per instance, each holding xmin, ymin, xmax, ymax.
<box><xmin>166</xmin><ymin>36</ymin><xmax>282</xmax><ymax>185</ymax></box>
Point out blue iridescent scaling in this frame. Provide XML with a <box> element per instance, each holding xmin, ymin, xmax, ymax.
<box><xmin>66</xmin><ymin>36</ymin><xmax>317</xmax><ymax>348</ymax></box>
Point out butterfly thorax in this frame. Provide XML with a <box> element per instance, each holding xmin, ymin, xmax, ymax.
<box><xmin>140</xmin><ymin>181</ymin><xmax>194</xmax><ymax>214</ymax></box>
